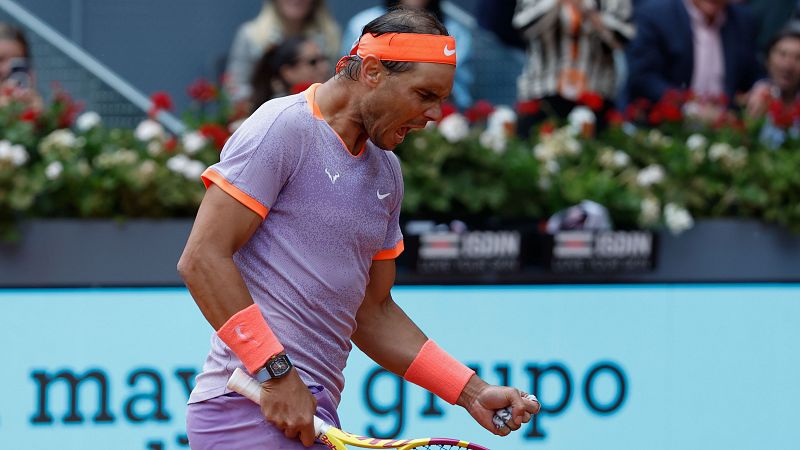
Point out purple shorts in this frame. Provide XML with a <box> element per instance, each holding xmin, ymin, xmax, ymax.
<box><xmin>186</xmin><ymin>385</ymin><xmax>341</xmax><ymax>450</ymax></box>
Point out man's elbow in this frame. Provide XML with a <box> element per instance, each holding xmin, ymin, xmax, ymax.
<box><xmin>177</xmin><ymin>249</ymin><xmax>203</xmax><ymax>284</ymax></box>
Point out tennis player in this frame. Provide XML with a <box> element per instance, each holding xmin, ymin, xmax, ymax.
<box><xmin>178</xmin><ymin>7</ymin><xmax>540</xmax><ymax>449</ymax></box>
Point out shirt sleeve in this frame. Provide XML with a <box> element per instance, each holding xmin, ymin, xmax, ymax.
<box><xmin>373</xmin><ymin>152</ymin><xmax>404</xmax><ymax>260</ymax></box>
<box><xmin>202</xmin><ymin>108</ymin><xmax>302</xmax><ymax>220</ymax></box>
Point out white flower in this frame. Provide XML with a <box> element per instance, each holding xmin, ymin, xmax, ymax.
<box><xmin>45</xmin><ymin>161</ymin><xmax>63</xmax><ymax>180</ymax></box>
<box><xmin>636</xmin><ymin>164</ymin><xmax>665</xmax><ymax>187</ymax></box>
<box><xmin>664</xmin><ymin>203</ymin><xmax>694</xmax><ymax>234</ymax></box>
<box><xmin>600</xmin><ymin>148</ymin><xmax>630</xmax><ymax>168</ymax></box>
<box><xmin>43</xmin><ymin>129</ymin><xmax>77</xmax><ymax>149</ymax></box>
<box><xmin>0</xmin><ymin>140</ymin><xmax>29</xmax><ymax>166</ymax></box>
<box><xmin>134</xmin><ymin>119</ymin><xmax>165</xmax><ymax>142</ymax></box>
<box><xmin>639</xmin><ymin>197</ymin><xmax>661</xmax><ymax>225</ymax></box>
<box><xmin>76</xmin><ymin>111</ymin><xmax>101</xmax><ymax>131</ymax></box>
<box><xmin>183</xmin><ymin>160</ymin><xmax>206</xmax><ymax>180</ymax></box>
<box><xmin>708</xmin><ymin>142</ymin><xmax>733</xmax><ymax>162</ymax></box>
<box><xmin>545</xmin><ymin>159</ymin><xmax>560</xmax><ymax>174</ymax></box>
<box><xmin>147</xmin><ymin>140</ymin><xmax>164</xmax><ymax>157</ymax></box>
<box><xmin>686</xmin><ymin>134</ymin><xmax>708</xmax><ymax>152</ymax></box>
<box><xmin>566</xmin><ymin>106</ymin><xmax>596</xmax><ymax>136</ymax></box>
<box><xmin>486</xmin><ymin>106</ymin><xmax>516</xmax><ymax>134</ymax></box>
<box><xmin>166</xmin><ymin>155</ymin><xmax>205</xmax><ymax>179</ymax></box>
<box><xmin>182</xmin><ymin>131</ymin><xmax>207</xmax><ymax>155</ymax></box>
<box><xmin>537</xmin><ymin>176</ymin><xmax>552</xmax><ymax>190</ymax></box>
<box><xmin>413</xmin><ymin>136</ymin><xmax>428</xmax><ymax>150</ymax></box>
<box><xmin>138</xmin><ymin>160</ymin><xmax>157</xmax><ymax>178</ymax></box>
<box><xmin>166</xmin><ymin>154</ymin><xmax>190</xmax><ymax>174</ymax></box>
<box><xmin>646</xmin><ymin>129</ymin><xmax>673</xmax><ymax>148</ymax></box>
<box><xmin>480</xmin><ymin>129</ymin><xmax>507</xmax><ymax>153</ymax></box>
<box><xmin>612</xmin><ymin>150</ymin><xmax>630</xmax><ymax>167</ymax></box>
<box><xmin>437</xmin><ymin>113</ymin><xmax>469</xmax><ymax>143</ymax></box>
<box><xmin>533</xmin><ymin>142</ymin><xmax>555</xmax><ymax>161</ymax></box>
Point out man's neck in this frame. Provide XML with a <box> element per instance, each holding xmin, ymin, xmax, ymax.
<box><xmin>314</xmin><ymin>80</ymin><xmax>369</xmax><ymax>155</ymax></box>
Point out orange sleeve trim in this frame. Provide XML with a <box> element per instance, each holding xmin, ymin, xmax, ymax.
<box><xmin>201</xmin><ymin>168</ymin><xmax>269</xmax><ymax>220</ymax></box>
<box><xmin>373</xmin><ymin>240</ymin><xmax>404</xmax><ymax>260</ymax></box>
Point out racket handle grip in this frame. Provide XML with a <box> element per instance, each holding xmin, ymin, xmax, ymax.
<box><xmin>492</xmin><ymin>393</ymin><xmax>539</xmax><ymax>430</ymax></box>
<box><xmin>226</xmin><ymin>367</ymin><xmax>328</xmax><ymax>436</ymax></box>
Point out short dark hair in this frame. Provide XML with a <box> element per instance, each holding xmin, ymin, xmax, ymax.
<box><xmin>337</xmin><ymin>6</ymin><xmax>448</xmax><ymax>81</ymax></box>
<box><xmin>0</xmin><ymin>23</ymin><xmax>30</xmax><ymax>58</ymax></box>
<box><xmin>767</xmin><ymin>20</ymin><xmax>800</xmax><ymax>55</ymax></box>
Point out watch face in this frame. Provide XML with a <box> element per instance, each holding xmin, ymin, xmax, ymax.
<box><xmin>269</xmin><ymin>355</ymin><xmax>291</xmax><ymax>377</ymax></box>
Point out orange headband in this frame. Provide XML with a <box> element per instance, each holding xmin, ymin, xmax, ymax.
<box><xmin>349</xmin><ymin>32</ymin><xmax>457</xmax><ymax>65</ymax></box>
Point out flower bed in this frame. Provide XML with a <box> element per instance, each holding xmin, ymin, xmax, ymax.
<box><xmin>1</xmin><ymin>83</ymin><xmax>799</xmax><ymax>241</ymax></box>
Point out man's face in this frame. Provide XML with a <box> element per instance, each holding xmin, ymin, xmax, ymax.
<box><xmin>361</xmin><ymin>62</ymin><xmax>455</xmax><ymax>150</ymax></box>
<box><xmin>0</xmin><ymin>39</ymin><xmax>25</xmax><ymax>80</ymax></box>
<box><xmin>691</xmin><ymin>0</ymin><xmax>727</xmax><ymax>22</ymax></box>
<box><xmin>768</xmin><ymin>37</ymin><xmax>800</xmax><ymax>95</ymax></box>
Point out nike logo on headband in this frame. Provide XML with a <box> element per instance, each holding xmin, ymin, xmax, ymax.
<box><xmin>443</xmin><ymin>45</ymin><xmax>456</xmax><ymax>56</ymax></box>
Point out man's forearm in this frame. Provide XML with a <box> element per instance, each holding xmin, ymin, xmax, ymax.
<box><xmin>178</xmin><ymin>250</ymin><xmax>256</xmax><ymax>330</ymax></box>
<box><xmin>351</xmin><ymin>296</ymin><xmax>428</xmax><ymax>376</ymax></box>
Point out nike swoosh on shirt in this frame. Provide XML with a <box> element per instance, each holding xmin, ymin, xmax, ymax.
<box><xmin>443</xmin><ymin>45</ymin><xmax>456</xmax><ymax>56</ymax></box>
<box><xmin>377</xmin><ymin>190</ymin><xmax>391</xmax><ymax>200</ymax></box>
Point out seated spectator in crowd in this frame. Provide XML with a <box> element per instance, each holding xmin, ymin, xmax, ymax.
<box><xmin>513</xmin><ymin>0</ymin><xmax>635</xmax><ymax>137</ymax></box>
<box><xmin>745</xmin><ymin>22</ymin><xmax>800</xmax><ymax>147</ymax></box>
<box><xmin>341</xmin><ymin>0</ymin><xmax>474</xmax><ymax>109</ymax></box>
<box><xmin>249</xmin><ymin>36</ymin><xmax>331</xmax><ymax>112</ymax></box>
<box><xmin>626</xmin><ymin>0</ymin><xmax>759</xmax><ymax>109</ymax></box>
<box><xmin>225</xmin><ymin>0</ymin><xmax>340</xmax><ymax>109</ymax></box>
<box><xmin>0</xmin><ymin>23</ymin><xmax>40</xmax><ymax>109</ymax></box>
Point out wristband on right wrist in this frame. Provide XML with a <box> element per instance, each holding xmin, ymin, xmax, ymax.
<box><xmin>402</xmin><ymin>339</ymin><xmax>475</xmax><ymax>405</ymax></box>
<box><xmin>216</xmin><ymin>304</ymin><xmax>284</xmax><ymax>374</ymax></box>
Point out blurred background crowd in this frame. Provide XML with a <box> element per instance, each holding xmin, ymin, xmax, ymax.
<box><xmin>4</xmin><ymin>0</ymin><xmax>800</xmax><ymax>136</ymax></box>
<box><xmin>2</xmin><ymin>0</ymin><xmax>800</xmax><ymax>237</ymax></box>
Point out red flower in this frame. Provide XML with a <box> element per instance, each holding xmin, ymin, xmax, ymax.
<box><xmin>539</xmin><ymin>121</ymin><xmax>556</xmax><ymax>135</ymax></box>
<box><xmin>439</xmin><ymin>102</ymin><xmax>457</xmax><ymax>120</ymax></box>
<box><xmin>659</xmin><ymin>103</ymin><xmax>682</xmax><ymax>122</ymax></box>
<box><xmin>605</xmin><ymin>109</ymin><xmax>624</xmax><ymax>127</ymax></box>
<box><xmin>165</xmin><ymin>137</ymin><xmax>178</xmax><ymax>153</ymax></box>
<box><xmin>19</xmin><ymin>108</ymin><xmax>39</xmax><ymax>123</ymax></box>
<box><xmin>52</xmin><ymin>89</ymin><xmax>83</xmax><ymax>128</ymax></box>
<box><xmin>768</xmin><ymin>100</ymin><xmax>794</xmax><ymax>129</ymax></box>
<box><xmin>188</xmin><ymin>79</ymin><xmax>218</xmax><ymax>103</ymax></box>
<box><xmin>290</xmin><ymin>82</ymin><xmax>314</xmax><ymax>95</ymax></box>
<box><xmin>149</xmin><ymin>91</ymin><xmax>173</xmax><ymax>117</ymax></box>
<box><xmin>516</xmin><ymin>99</ymin><xmax>541</xmax><ymax>115</ymax></box>
<box><xmin>648</xmin><ymin>109</ymin><xmax>664</xmax><ymax>125</ymax></box>
<box><xmin>464</xmin><ymin>100</ymin><xmax>495</xmax><ymax>123</ymax></box>
<box><xmin>577</xmin><ymin>91</ymin><xmax>604</xmax><ymax>112</ymax></box>
<box><xmin>199</xmin><ymin>123</ymin><xmax>230</xmax><ymax>150</ymax></box>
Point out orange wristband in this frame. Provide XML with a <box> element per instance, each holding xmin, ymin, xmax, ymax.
<box><xmin>403</xmin><ymin>340</ymin><xmax>475</xmax><ymax>405</ymax></box>
<box><xmin>216</xmin><ymin>304</ymin><xmax>284</xmax><ymax>374</ymax></box>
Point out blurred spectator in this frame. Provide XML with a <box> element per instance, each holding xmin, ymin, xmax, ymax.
<box><xmin>745</xmin><ymin>22</ymin><xmax>800</xmax><ymax>147</ymax></box>
<box><xmin>0</xmin><ymin>23</ymin><xmax>40</xmax><ymax>109</ymax></box>
<box><xmin>475</xmin><ymin>0</ymin><xmax>525</xmax><ymax>50</ymax></box>
<box><xmin>249</xmin><ymin>36</ymin><xmax>331</xmax><ymax>112</ymax></box>
<box><xmin>225</xmin><ymin>0</ymin><xmax>340</xmax><ymax>108</ymax></box>
<box><xmin>626</xmin><ymin>0</ymin><xmax>759</xmax><ymax>108</ymax></box>
<box><xmin>745</xmin><ymin>0</ymin><xmax>797</xmax><ymax>56</ymax></box>
<box><xmin>341</xmin><ymin>0</ymin><xmax>474</xmax><ymax>109</ymax></box>
<box><xmin>513</xmin><ymin>0</ymin><xmax>635</xmax><ymax>137</ymax></box>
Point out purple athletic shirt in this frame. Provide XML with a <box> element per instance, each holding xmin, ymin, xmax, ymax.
<box><xmin>188</xmin><ymin>84</ymin><xmax>404</xmax><ymax>406</ymax></box>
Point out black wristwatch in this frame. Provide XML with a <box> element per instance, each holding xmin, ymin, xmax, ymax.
<box><xmin>255</xmin><ymin>353</ymin><xmax>293</xmax><ymax>383</ymax></box>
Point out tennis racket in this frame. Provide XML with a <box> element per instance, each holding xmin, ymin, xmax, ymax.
<box><xmin>227</xmin><ymin>367</ymin><xmax>534</xmax><ymax>450</ymax></box>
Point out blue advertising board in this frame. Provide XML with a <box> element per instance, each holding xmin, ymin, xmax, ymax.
<box><xmin>1</xmin><ymin>285</ymin><xmax>798</xmax><ymax>449</ymax></box>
